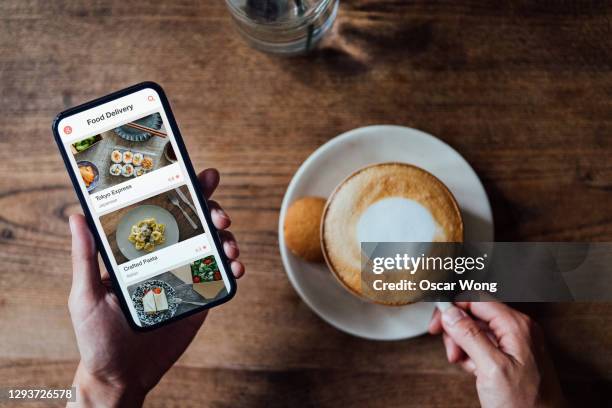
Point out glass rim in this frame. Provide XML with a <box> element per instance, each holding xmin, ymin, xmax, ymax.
<box><xmin>224</xmin><ymin>0</ymin><xmax>335</xmax><ymax>28</ymax></box>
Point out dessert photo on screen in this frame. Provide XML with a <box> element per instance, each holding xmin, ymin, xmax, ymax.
<box><xmin>71</xmin><ymin>112</ymin><xmax>178</xmax><ymax>193</ymax></box>
<box><xmin>127</xmin><ymin>255</ymin><xmax>227</xmax><ymax>326</ymax></box>
<box><xmin>99</xmin><ymin>185</ymin><xmax>204</xmax><ymax>265</ymax></box>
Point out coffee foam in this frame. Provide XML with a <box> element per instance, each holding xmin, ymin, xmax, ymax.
<box><xmin>356</xmin><ymin>197</ymin><xmax>443</xmax><ymax>243</ymax></box>
<box><xmin>321</xmin><ymin>163</ymin><xmax>463</xmax><ymax>299</ymax></box>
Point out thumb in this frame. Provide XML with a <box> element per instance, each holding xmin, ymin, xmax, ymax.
<box><xmin>441</xmin><ymin>305</ymin><xmax>502</xmax><ymax>370</ymax></box>
<box><xmin>69</xmin><ymin>214</ymin><xmax>104</xmax><ymax>301</ymax></box>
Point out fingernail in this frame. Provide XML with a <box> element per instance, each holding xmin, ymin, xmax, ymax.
<box><xmin>68</xmin><ymin>216</ymin><xmax>76</xmax><ymax>234</ymax></box>
<box><xmin>215</xmin><ymin>208</ymin><xmax>229</xmax><ymax>220</ymax></box>
<box><xmin>443</xmin><ymin>306</ymin><xmax>467</xmax><ymax>327</ymax></box>
<box><xmin>224</xmin><ymin>241</ymin><xmax>236</xmax><ymax>252</ymax></box>
<box><xmin>464</xmin><ymin>359</ymin><xmax>476</xmax><ymax>372</ymax></box>
<box><xmin>228</xmin><ymin>240</ymin><xmax>238</xmax><ymax>249</ymax></box>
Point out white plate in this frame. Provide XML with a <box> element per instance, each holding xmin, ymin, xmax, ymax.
<box><xmin>278</xmin><ymin>125</ymin><xmax>494</xmax><ymax>340</ymax></box>
<box><xmin>116</xmin><ymin>205</ymin><xmax>180</xmax><ymax>260</ymax></box>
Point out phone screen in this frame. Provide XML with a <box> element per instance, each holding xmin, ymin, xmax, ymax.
<box><xmin>55</xmin><ymin>85</ymin><xmax>234</xmax><ymax>328</ymax></box>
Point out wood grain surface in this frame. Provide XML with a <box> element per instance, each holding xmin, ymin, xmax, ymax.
<box><xmin>0</xmin><ymin>1</ymin><xmax>611</xmax><ymax>407</ymax></box>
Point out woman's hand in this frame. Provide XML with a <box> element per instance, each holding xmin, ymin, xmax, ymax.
<box><xmin>68</xmin><ymin>169</ymin><xmax>244</xmax><ymax>407</ymax></box>
<box><xmin>429</xmin><ymin>302</ymin><xmax>566</xmax><ymax>408</ymax></box>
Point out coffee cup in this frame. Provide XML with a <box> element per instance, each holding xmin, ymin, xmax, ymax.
<box><xmin>320</xmin><ymin>162</ymin><xmax>464</xmax><ymax>305</ymax></box>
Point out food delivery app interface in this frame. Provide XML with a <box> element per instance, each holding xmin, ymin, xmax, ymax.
<box><xmin>57</xmin><ymin>88</ymin><xmax>231</xmax><ymax>326</ymax></box>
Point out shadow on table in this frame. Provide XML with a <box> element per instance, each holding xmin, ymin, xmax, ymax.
<box><xmin>555</xmin><ymin>348</ymin><xmax>612</xmax><ymax>406</ymax></box>
<box><xmin>269</xmin><ymin>7</ymin><xmax>467</xmax><ymax>83</ymax></box>
<box><xmin>483</xmin><ymin>180</ymin><xmax>525</xmax><ymax>241</ymax></box>
<box><xmin>515</xmin><ymin>303</ymin><xmax>612</xmax><ymax>407</ymax></box>
<box><xmin>240</xmin><ymin>328</ymin><xmax>476</xmax><ymax>407</ymax></box>
<box><xmin>244</xmin><ymin>303</ymin><xmax>611</xmax><ymax>407</ymax></box>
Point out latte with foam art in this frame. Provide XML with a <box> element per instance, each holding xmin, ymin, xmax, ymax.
<box><xmin>321</xmin><ymin>163</ymin><xmax>463</xmax><ymax>303</ymax></box>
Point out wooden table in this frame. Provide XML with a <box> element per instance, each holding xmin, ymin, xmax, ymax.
<box><xmin>0</xmin><ymin>1</ymin><xmax>611</xmax><ymax>406</ymax></box>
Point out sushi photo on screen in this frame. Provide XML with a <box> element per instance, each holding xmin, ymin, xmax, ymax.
<box><xmin>70</xmin><ymin>112</ymin><xmax>172</xmax><ymax>194</ymax></box>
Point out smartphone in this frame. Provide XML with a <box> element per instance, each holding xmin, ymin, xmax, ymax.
<box><xmin>53</xmin><ymin>82</ymin><xmax>236</xmax><ymax>330</ymax></box>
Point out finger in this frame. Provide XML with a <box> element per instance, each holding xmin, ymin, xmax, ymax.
<box><xmin>441</xmin><ymin>305</ymin><xmax>503</xmax><ymax>370</ymax></box>
<box><xmin>219</xmin><ymin>230</ymin><xmax>239</xmax><ymax>260</ymax></box>
<box><xmin>97</xmin><ymin>254</ymin><xmax>111</xmax><ymax>281</ymax></box>
<box><xmin>429</xmin><ymin>308</ymin><xmax>443</xmax><ymax>335</ymax></box>
<box><xmin>458</xmin><ymin>358</ymin><xmax>477</xmax><ymax>374</ymax></box>
<box><xmin>208</xmin><ymin>200</ymin><xmax>231</xmax><ymax>230</ymax></box>
<box><xmin>231</xmin><ymin>260</ymin><xmax>245</xmax><ymax>279</ymax></box>
<box><xmin>479</xmin><ymin>320</ymin><xmax>500</xmax><ymax>347</ymax></box>
<box><xmin>458</xmin><ymin>313</ymin><xmax>500</xmax><ymax>346</ymax></box>
<box><xmin>443</xmin><ymin>332</ymin><xmax>465</xmax><ymax>363</ymax></box>
<box><xmin>100</xmin><ymin>266</ymin><xmax>110</xmax><ymax>282</ymax></box>
<box><xmin>438</xmin><ymin>311</ymin><xmax>497</xmax><ymax>363</ymax></box>
<box><xmin>455</xmin><ymin>302</ymin><xmax>517</xmax><ymax>326</ymax></box>
<box><xmin>456</xmin><ymin>302</ymin><xmax>530</xmax><ymax>356</ymax></box>
<box><xmin>69</xmin><ymin>215</ymin><xmax>104</xmax><ymax>300</ymax></box>
<box><xmin>197</xmin><ymin>168</ymin><xmax>220</xmax><ymax>199</ymax></box>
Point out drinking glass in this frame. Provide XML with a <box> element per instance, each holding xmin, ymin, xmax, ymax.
<box><xmin>225</xmin><ymin>0</ymin><xmax>339</xmax><ymax>55</ymax></box>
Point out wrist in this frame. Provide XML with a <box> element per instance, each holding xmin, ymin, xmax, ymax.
<box><xmin>70</xmin><ymin>363</ymin><xmax>147</xmax><ymax>408</ymax></box>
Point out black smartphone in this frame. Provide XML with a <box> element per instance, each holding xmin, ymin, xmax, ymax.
<box><xmin>52</xmin><ymin>82</ymin><xmax>236</xmax><ymax>330</ymax></box>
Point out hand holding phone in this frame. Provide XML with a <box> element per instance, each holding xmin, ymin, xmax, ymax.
<box><xmin>68</xmin><ymin>169</ymin><xmax>244</xmax><ymax>406</ymax></box>
<box><xmin>54</xmin><ymin>82</ymin><xmax>238</xmax><ymax>330</ymax></box>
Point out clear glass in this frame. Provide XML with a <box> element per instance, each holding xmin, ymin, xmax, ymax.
<box><xmin>225</xmin><ymin>0</ymin><xmax>339</xmax><ymax>55</ymax></box>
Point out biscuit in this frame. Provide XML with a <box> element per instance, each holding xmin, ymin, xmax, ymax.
<box><xmin>284</xmin><ymin>196</ymin><xmax>326</xmax><ymax>262</ymax></box>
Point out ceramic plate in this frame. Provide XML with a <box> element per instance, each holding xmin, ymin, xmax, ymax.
<box><xmin>114</xmin><ymin>113</ymin><xmax>162</xmax><ymax>142</ymax></box>
<box><xmin>130</xmin><ymin>279</ymin><xmax>179</xmax><ymax>326</ymax></box>
<box><xmin>77</xmin><ymin>160</ymin><xmax>99</xmax><ymax>192</ymax></box>
<box><xmin>116</xmin><ymin>204</ymin><xmax>179</xmax><ymax>260</ymax></box>
<box><xmin>278</xmin><ymin>125</ymin><xmax>494</xmax><ymax>340</ymax></box>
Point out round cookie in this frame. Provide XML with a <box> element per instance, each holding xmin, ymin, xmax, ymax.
<box><xmin>284</xmin><ymin>197</ymin><xmax>326</xmax><ymax>262</ymax></box>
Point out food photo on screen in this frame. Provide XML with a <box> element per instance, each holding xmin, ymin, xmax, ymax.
<box><xmin>72</xmin><ymin>112</ymin><xmax>175</xmax><ymax>193</ymax></box>
<box><xmin>128</xmin><ymin>255</ymin><xmax>227</xmax><ymax>326</ymax></box>
<box><xmin>99</xmin><ymin>185</ymin><xmax>203</xmax><ymax>265</ymax></box>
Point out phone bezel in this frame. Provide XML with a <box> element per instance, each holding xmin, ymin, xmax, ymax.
<box><xmin>52</xmin><ymin>81</ymin><xmax>237</xmax><ymax>331</ymax></box>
